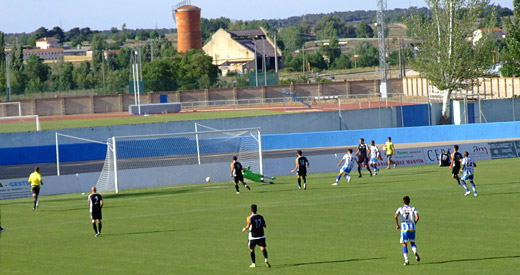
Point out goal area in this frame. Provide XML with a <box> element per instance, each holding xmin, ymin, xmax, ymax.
<box><xmin>96</xmin><ymin>127</ymin><xmax>263</xmax><ymax>193</ymax></box>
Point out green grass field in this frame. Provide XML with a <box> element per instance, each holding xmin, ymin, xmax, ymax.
<box><xmin>1</xmin><ymin>159</ymin><xmax>519</xmax><ymax>274</ymax></box>
<box><xmin>0</xmin><ymin>110</ymin><xmax>287</xmax><ymax>133</ymax></box>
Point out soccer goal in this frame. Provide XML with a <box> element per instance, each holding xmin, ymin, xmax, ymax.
<box><xmin>96</xmin><ymin>127</ymin><xmax>263</xmax><ymax>193</ymax></box>
<box><xmin>0</xmin><ymin>115</ymin><xmax>41</xmax><ymax>131</ymax></box>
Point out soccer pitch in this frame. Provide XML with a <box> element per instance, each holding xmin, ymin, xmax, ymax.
<box><xmin>1</xmin><ymin>159</ymin><xmax>519</xmax><ymax>274</ymax></box>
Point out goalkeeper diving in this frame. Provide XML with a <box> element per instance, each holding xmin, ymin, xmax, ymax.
<box><xmin>242</xmin><ymin>166</ymin><xmax>276</xmax><ymax>184</ymax></box>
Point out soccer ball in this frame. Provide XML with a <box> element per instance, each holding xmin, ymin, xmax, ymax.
<box><xmin>382</xmin><ymin>146</ymin><xmax>387</xmax><ymax>151</ymax></box>
<box><xmin>206</xmin><ymin>177</ymin><xmax>211</xmax><ymax>183</ymax></box>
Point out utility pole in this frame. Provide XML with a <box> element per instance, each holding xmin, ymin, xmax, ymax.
<box><xmin>151</xmin><ymin>41</ymin><xmax>154</xmax><ymax>61</ymax></box>
<box><xmin>302</xmin><ymin>46</ymin><xmax>305</xmax><ymax>73</ymax></box>
<box><xmin>254</xmin><ymin>39</ymin><xmax>258</xmax><ymax>87</ymax></box>
<box><xmin>102</xmin><ymin>50</ymin><xmax>106</xmax><ymax>84</ymax></box>
<box><xmin>6</xmin><ymin>54</ymin><xmax>11</xmax><ymax>101</ymax></box>
<box><xmin>377</xmin><ymin>0</ymin><xmax>389</xmax><ymax>99</ymax></box>
<box><xmin>274</xmin><ymin>32</ymin><xmax>278</xmax><ymax>73</ymax></box>
<box><xmin>262</xmin><ymin>37</ymin><xmax>267</xmax><ymax>86</ymax></box>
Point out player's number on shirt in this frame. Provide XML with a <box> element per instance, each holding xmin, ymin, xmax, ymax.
<box><xmin>254</xmin><ymin>219</ymin><xmax>262</xmax><ymax>228</ymax></box>
<box><xmin>93</xmin><ymin>196</ymin><xmax>99</xmax><ymax>205</ymax></box>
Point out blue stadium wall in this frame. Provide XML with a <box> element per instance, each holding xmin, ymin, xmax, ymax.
<box><xmin>1</xmin><ymin>121</ymin><xmax>519</xmax><ymax>166</ymax></box>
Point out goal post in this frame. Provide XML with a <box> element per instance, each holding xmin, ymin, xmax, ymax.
<box><xmin>0</xmin><ymin>102</ymin><xmax>22</xmax><ymax>116</ymax></box>
<box><xmin>96</xmin><ymin>127</ymin><xmax>263</xmax><ymax>193</ymax></box>
<box><xmin>55</xmin><ymin>132</ymin><xmax>108</xmax><ymax>176</ymax></box>
<box><xmin>0</xmin><ymin>115</ymin><xmax>40</xmax><ymax>131</ymax></box>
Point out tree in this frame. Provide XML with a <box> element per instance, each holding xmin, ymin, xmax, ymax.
<box><xmin>90</xmin><ymin>33</ymin><xmax>106</xmax><ymax>72</ymax></box>
<box><xmin>355</xmin><ymin>21</ymin><xmax>374</xmax><ymax>38</ymax></box>
<box><xmin>407</xmin><ymin>0</ymin><xmax>495</xmax><ymax>123</ymax></box>
<box><xmin>319</xmin><ymin>37</ymin><xmax>341</xmax><ymax>65</ymax></box>
<box><xmin>279</xmin><ymin>25</ymin><xmax>305</xmax><ymax>51</ymax></box>
<box><xmin>314</xmin><ymin>15</ymin><xmax>346</xmax><ymax>39</ymax></box>
<box><xmin>353</xmin><ymin>41</ymin><xmax>379</xmax><ymax>67</ymax></box>
<box><xmin>501</xmin><ymin>0</ymin><xmax>520</xmax><ymax>77</ymax></box>
<box><xmin>331</xmin><ymin>54</ymin><xmax>353</xmax><ymax>69</ymax></box>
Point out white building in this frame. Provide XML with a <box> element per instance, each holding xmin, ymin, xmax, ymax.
<box><xmin>36</xmin><ymin>37</ymin><xmax>60</xmax><ymax>49</ymax></box>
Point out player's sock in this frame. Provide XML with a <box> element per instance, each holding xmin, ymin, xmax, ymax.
<box><xmin>302</xmin><ymin>176</ymin><xmax>306</xmax><ymax>183</ymax></box>
<box><xmin>336</xmin><ymin>175</ymin><xmax>341</xmax><ymax>183</ymax></box>
<box><xmin>358</xmin><ymin>167</ymin><xmax>362</xmax><ymax>176</ymax></box>
<box><xmin>98</xmin><ymin>222</ymin><xmax>102</xmax><ymax>233</ymax></box>
<box><xmin>262</xmin><ymin>249</ymin><xmax>268</xmax><ymax>260</ymax></box>
<box><xmin>411</xmin><ymin>244</ymin><xmax>417</xmax><ymax>254</ymax></box>
<box><xmin>471</xmin><ymin>182</ymin><xmax>477</xmax><ymax>194</ymax></box>
<box><xmin>367</xmin><ymin>167</ymin><xmax>372</xmax><ymax>175</ymax></box>
<box><xmin>33</xmin><ymin>197</ymin><xmax>37</xmax><ymax>209</ymax></box>
<box><xmin>456</xmin><ymin>176</ymin><xmax>461</xmax><ymax>185</ymax></box>
<box><xmin>92</xmin><ymin>223</ymin><xmax>98</xmax><ymax>234</ymax></box>
<box><xmin>403</xmin><ymin>246</ymin><xmax>409</xmax><ymax>261</ymax></box>
<box><xmin>297</xmin><ymin>178</ymin><xmax>301</xmax><ymax>188</ymax></box>
<box><xmin>250</xmin><ymin>251</ymin><xmax>255</xmax><ymax>264</ymax></box>
<box><xmin>235</xmin><ymin>185</ymin><xmax>239</xmax><ymax>192</ymax></box>
<box><xmin>461</xmin><ymin>181</ymin><xmax>470</xmax><ymax>192</ymax></box>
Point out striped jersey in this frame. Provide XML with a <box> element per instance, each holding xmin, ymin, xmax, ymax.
<box><xmin>395</xmin><ymin>205</ymin><xmax>418</xmax><ymax>231</ymax></box>
<box><xmin>461</xmin><ymin>157</ymin><xmax>475</xmax><ymax>174</ymax></box>
<box><xmin>341</xmin><ymin>153</ymin><xmax>357</xmax><ymax>169</ymax></box>
<box><xmin>370</xmin><ymin>145</ymin><xmax>380</xmax><ymax>159</ymax></box>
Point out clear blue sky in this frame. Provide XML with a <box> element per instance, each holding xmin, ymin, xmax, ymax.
<box><xmin>0</xmin><ymin>0</ymin><xmax>513</xmax><ymax>33</ymax></box>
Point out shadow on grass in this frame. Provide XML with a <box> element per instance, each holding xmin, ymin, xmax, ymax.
<box><xmin>102</xmin><ymin>228</ymin><xmax>195</xmax><ymax>237</ymax></box>
<box><xmin>424</xmin><ymin>255</ymin><xmax>520</xmax><ymax>265</ymax></box>
<box><xmin>275</xmin><ymin>257</ymin><xmax>385</xmax><ymax>268</ymax></box>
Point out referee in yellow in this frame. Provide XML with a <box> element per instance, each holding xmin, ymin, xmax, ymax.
<box><xmin>28</xmin><ymin>166</ymin><xmax>43</xmax><ymax>211</ymax></box>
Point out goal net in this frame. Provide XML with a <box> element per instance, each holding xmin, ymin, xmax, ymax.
<box><xmin>96</xmin><ymin>128</ymin><xmax>263</xmax><ymax>193</ymax></box>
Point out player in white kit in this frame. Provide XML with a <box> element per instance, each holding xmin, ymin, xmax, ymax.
<box><xmin>333</xmin><ymin>149</ymin><xmax>357</xmax><ymax>186</ymax></box>
<box><xmin>394</xmin><ymin>196</ymin><xmax>420</xmax><ymax>266</ymax></box>
<box><xmin>369</xmin><ymin>140</ymin><xmax>381</xmax><ymax>175</ymax></box>
<box><xmin>461</xmin><ymin>151</ymin><xmax>478</xmax><ymax>197</ymax></box>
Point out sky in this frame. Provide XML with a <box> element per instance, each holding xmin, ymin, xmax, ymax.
<box><xmin>0</xmin><ymin>0</ymin><xmax>514</xmax><ymax>34</ymax></box>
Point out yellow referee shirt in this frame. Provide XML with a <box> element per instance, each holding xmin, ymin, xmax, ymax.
<box><xmin>28</xmin><ymin>172</ymin><xmax>42</xmax><ymax>187</ymax></box>
<box><xmin>385</xmin><ymin>141</ymin><xmax>394</xmax><ymax>155</ymax></box>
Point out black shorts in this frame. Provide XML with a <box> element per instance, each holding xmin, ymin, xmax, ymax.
<box><xmin>452</xmin><ymin>166</ymin><xmax>461</xmax><ymax>176</ymax></box>
<box><xmin>248</xmin><ymin>238</ymin><xmax>267</xmax><ymax>249</ymax></box>
<box><xmin>31</xmin><ymin>186</ymin><xmax>40</xmax><ymax>196</ymax></box>
<box><xmin>234</xmin><ymin>174</ymin><xmax>244</xmax><ymax>184</ymax></box>
<box><xmin>91</xmin><ymin>208</ymin><xmax>102</xmax><ymax>220</ymax></box>
<box><xmin>358</xmin><ymin>156</ymin><xmax>369</xmax><ymax>166</ymax></box>
<box><xmin>298</xmin><ymin>169</ymin><xmax>307</xmax><ymax>177</ymax></box>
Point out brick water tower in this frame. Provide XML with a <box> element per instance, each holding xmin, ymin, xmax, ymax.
<box><xmin>173</xmin><ymin>1</ymin><xmax>202</xmax><ymax>53</ymax></box>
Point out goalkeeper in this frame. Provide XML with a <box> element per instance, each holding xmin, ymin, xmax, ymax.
<box><xmin>242</xmin><ymin>166</ymin><xmax>275</xmax><ymax>184</ymax></box>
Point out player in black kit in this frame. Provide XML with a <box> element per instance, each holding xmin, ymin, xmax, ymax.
<box><xmin>230</xmin><ymin>156</ymin><xmax>250</xmax><ymax>194</ymax></box>
<box><xmin>88</xmin><ymin>187</ymin><xmax>103</xmax><ymax>237</ymax></box>
<box><xmin>449</xmin><ymin>145</ymin><xmax>463</xmax><ymax>185</ymax></box>
<box><xmin>291</xmin><ymin>150</ymin><xmax>310</xmax><ymax>190</ymax></box>
<box><xmin>355</xmin><ymin>138</ymin><xmax>372</xmax><ymax>177</ymax></box>
<box><xmin>242</xmin><ymin>204</ymin><xmax>270</xmax><ymax>268</ymax></box>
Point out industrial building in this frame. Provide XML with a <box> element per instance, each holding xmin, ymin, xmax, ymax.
<box><xmin>203</xmin><ymin>28</ymin><xmax>283</xmax><ymax>75</ymax></box>
<box><xmin>173</xmin><ymin>2</ymin><xmax>202</xmax><ymax>53</ymax></box>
